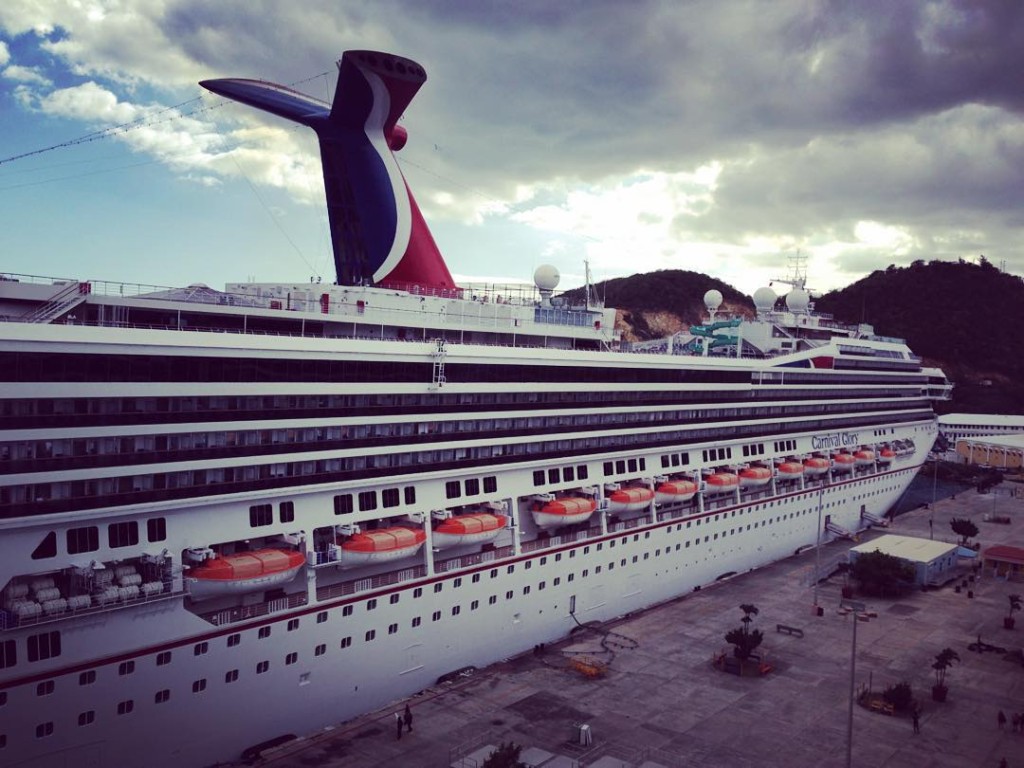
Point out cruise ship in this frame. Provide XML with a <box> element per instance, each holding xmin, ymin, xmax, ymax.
<box><xmin>0</xmin><ymin>50</ymin><xmax>950</xmax><ymax>768</ymax></box>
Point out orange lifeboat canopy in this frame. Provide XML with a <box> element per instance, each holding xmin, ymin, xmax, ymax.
<box><xmin>435</xmin><ymin>513</ymin><xmax>506</xmax><ymax>535</ymax></box>
<box><xmin>803</xmin><ymin>457</ymin><xmax>830</xmax><ymax>475</ymax></box>
<box><xmin>704</xmin><ymin>472</ymin><xmax>739</xmax><ymax>493</ymax></box>
<box><xmin>655</xmin><ymin>480</ymin><xmax>698</xmax><ymax>503</ymax></box>
<box><xmin>776</xmin><ymin>462</ymin><xmax>804</xmax><ymax>477</ymax></box>
<box><xmin>739</xmin><ymin>467</ymin><xmax>772</xmax><ymax>487</ymax></box>
<box><xmin>342</xmin><ymin>527</ymin><xmax>426</xmax><ymax>553</ymax></box>
<box><xmin>531</xmin><ymin>497</ymin><xmax>598</xmax><ymax>529</ymax></box>
<box><xmin>878</xmin><ymin>448</ymin><xmax>895</xmax><ymax>463</ymax></box>
<box><xmin>853</xmin><ymin>449</ymin><xmax>875</xmax><ymax>465</ymax></box>
<box><xmin>191</xmin><ymin>549</ymin><xmax>305</xmax><ymax>581</ymax></box>
<box><xmin>432</xmin><ymin>513</ymin><xmax>508</xmax><ymax>549</ymax></box>
<box><xmin>606</xmin><ymin>486</ymin><xmax>655</xmax><ymax>512</ymax></box>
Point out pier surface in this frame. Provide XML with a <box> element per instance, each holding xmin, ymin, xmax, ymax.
<box><xmin>247</xmin><ymin>484</ymin><xmax>1024</xmax><ymax>768</ymax></box>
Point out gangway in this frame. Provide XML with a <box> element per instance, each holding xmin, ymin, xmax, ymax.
<box><xmin>825</xmin><ymin>520</ymin><xmax>856</xmax><ymax>540</ymax></box>
<box><xmin>860</xmin><ymin>510</ymin><xmax>889</xmax><ymax>527</ymax></box>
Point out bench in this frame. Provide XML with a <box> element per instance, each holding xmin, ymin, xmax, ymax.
<box><xmin>776</xmin><ymin>624</ymin><xmax>804</xmax><ymax>638</ymax></box>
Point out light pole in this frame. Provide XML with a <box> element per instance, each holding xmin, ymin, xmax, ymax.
<box><xmin>930</xmin><ymin>457</ymin><xmax>938</xmax><ymax>539</ymax></box>
<box><xmin>813</xmin><ymin>485</ymin><xmax>824</xmax><ymax>613</ymax></box>
<box><xmin>841</xmin><ymin>598</ymin><xmax>870</xmax><ymax>768</ymax></box>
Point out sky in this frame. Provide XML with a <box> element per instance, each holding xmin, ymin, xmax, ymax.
<box><xmin>1</xmin><ymin>0</ymin><xmax>1022</xmax><ymax>299</ymax></box>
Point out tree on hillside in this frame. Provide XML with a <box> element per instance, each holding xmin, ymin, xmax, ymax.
<box><xmin>850</xmin><ymin>550</ymin><xmax>915</xmax><ymax>597</ymax></box>
<box><xmin>949</xmin><ymin>517</ymin><xmax>979</xmax><ymax>547</ymax></box>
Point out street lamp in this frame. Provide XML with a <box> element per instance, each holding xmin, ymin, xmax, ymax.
<box><xmin>841</xmin><ymin>598</ymin><xmax>872</xmax><ymax>768</ymax></box>
<box><xmin>813</xmin><ymin>485</ymin><xmax>824</xmax><ymax>613</ymax></box>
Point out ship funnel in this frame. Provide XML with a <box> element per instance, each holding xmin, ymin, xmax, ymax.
<box><xmin>201</xmin><ymin>50</ymin><xmax>456</xmax><ymax>292</ymax></box>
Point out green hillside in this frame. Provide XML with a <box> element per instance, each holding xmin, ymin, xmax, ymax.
<box><xmin>814</xmin><ymin>259</ymin><xmax>1024</xmax><ymax>414</ymax></box>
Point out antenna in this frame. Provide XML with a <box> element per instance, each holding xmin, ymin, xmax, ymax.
<box><xmin>769</xmin><ymin>251</ymin><xmax>815</xmax><ymax>293</ymax></box>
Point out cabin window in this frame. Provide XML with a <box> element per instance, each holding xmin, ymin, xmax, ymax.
<box><xmin>192</xmin><ymin>679</ymin><xmax>207</xmax><ymax>692</ymax></box>
<box><xmin>533</xmin><ymin>470</ymin><xmax>545</xmax><ymax>486</ymax></box>
<box><xmin>108</xmin><ymin>521</ymin><xmax>138</xmax><ymax>548</ymax></box>
<box><xmin>248</xmin><ymin>504</ymin><xmax>272</xmax><ymax>527</ymax></box>
<box><xmin>464</xmin><ymin>478</ymin><xmax>480</xmax><ymax>496</ymax></box>
<box><xmin>154</xmin><ymin>690</ymin><xmax>170</xmax><ymax>704</ymax></box>
<box><xmin>79</xmin><ymin>670</ymin><xmax>96</xmax><ymax>685</ymax></box>
<box><xmin>0</xmin><ymin>640</ymin><xmax>15</xmax><ymax>669</ymax></box>
<box><xmin>66</xmin><ymin>526</ymin><xmax>98</xmax><ymax>554</ymax></box>
<box><xmin>358</xmin><ymin>491</ymin><xmax>377</xmax><ymax>511</ymax></box>
<box><xmin>381</xmin><ymin>488</ymin><xmax>400</xmax><ymax>508</ymax></box>
<box><xmin>27</xmin><ymin>631</ymin><xmax>61</xmax><ymax>662</ymax></box>
<box><xmin>225</xmin><ymin>670</ymin><xmax>239</xmax><ymax>683</ymax></box>
<box><xmin>79</xmin><ymin>709</ymin><xmax>97</xmax><ymax>724</ymax></box>
<box><xmin>445</xmin><ymin>481</ymin><xmax>461</xmax><ymax>499</ymax></box>
<box><xmin>404</xmin><ymin>486</ymin><xmax>416</xmax><ymax>504</ymax></box>
<box><xmin>31</xmin><ymin>531</ymin><xmax>57</xmax><ymax>560</ymax></box>
<box><xmin>147</xmin><ymin>517</ymin><xmax>167</xmax><ymax>542</ymax></box>
<box><xmin>334</xmin><ymin>494</ymin><xmax>353</xmax><ymax>515</ymax></box>
<box><xmin>483</xmin><ymin>476</ymin><xmax>497</xmax><ymax>493</ymax></box>
<box><xmin>116</xmin><ymin>700</ymin><xmax>134</xmax><ymax>716</ymax></box>
<box><xmin>279</xmin><ymin>501</ymin><xmax>295</xmax><ymax>523</ymax></box>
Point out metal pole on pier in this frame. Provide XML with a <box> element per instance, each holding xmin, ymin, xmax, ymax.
<box><xmin>813</xmin><ymin>485</ymin><xmax>823</xmax><ymax>612</ymax></box>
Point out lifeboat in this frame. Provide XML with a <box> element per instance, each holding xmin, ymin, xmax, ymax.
<box><xmin>704</xmin><ymin>472</ymin><xmax>739</xmax><ymax>494</ymax></box>
<box><xmin>340</xmin><ymin>527</ymin><xmax>426</xmax><ymax>566</ymax></box>
<box><xmin>432</xmin><ymin>513</ymin><xmax>507</xmax><ymax>549</ymax></box>
<box><xmin>531</xmin><ymin>497</ymin><xmax>597</xmax><ymax>529</ymax></box>
<box><xmin>606</xmin><ymin>487</ymin><xmax>655</xmax><ymax>512</ymax></box>
<box><xmin>832</xmin><ymin>453</ymin><xmax>855</xmax><ymax>473</ymax></box>
<box><xmin>803</xmin><ymin>457</ymin><xmax>830</xmax><ymax>476</ymax></box>
<box><xmin>776</xmin><ymin>462</ymin><xmax>804</xmax><ymax>479</ymax></box>
<box><xmin>655</xmin><ymin>479</ymin><xmax>698</xmax><ymax>504</ymax></box>
<box><xmin>877</xmin><ymin>448</ymin><xmax>895</xmax><ymax>464</ymax></box>
<box><xmin>895</xmin><ymin>439</ymin><xmax>915</xmax><ymax>457</ymax></box>
<box><xmin>853</xmin><ymin>449</ymin><xmax>875</xmax><ymax>466</ymax></box>
<box><xmin>739</xmin><ymin>467</ymin><xmax>772</xmax><ymax>487</ymax></box>
<box><xmin>188</xmin><ymin>549</ymin><xmax>305</xmax><ymax>601</ymax></box>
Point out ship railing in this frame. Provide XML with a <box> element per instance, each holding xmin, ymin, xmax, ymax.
<box><xmin>0</xmin><ymin>578</ymin><xmax>182</xmax><ymax>632</ymax></box>
<box><xmin>435</xmin><ymin>545</ymin><xmax>515</xmax><ymax>573</ymax></box>
<box><xmin>315</xmin><ymin>565</ymin><xmax>427</xmax><ymax>602</ymax></box>
<box><xmin>200</xmin><ymin>591</ymin><xmax>307</xmax><ymax>627</ymax></box>
<box><xmin>607</xmin><ymin>517</ymin><xmax>645</xmax><ymax>533</ymax></box>
<box><xmin>520</xmin><ymin>526</ymin><xmax>603</xmax><ymax>554</ymax></box>
<box><xmin>656</xmin><ymin>503</ymin><xmax>696</xmax><ymax>522</ymax></box>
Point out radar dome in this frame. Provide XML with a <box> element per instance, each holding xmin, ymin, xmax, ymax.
<box><xmin>533</xmin><ymin>265</ymin><xmax>561</xmax><ymax>291</ymax></box>
<box><xmin>703</xmin><ymin>289</ymin><xmax>723</xmax><ymax>311</ymax></box>
<box><xmin>753</xmin><ymin>287</ymin><xmax>776</xmax><ymax>313</ymax></box>
<box><xmin>786</xmin><ymin>289</ymin><xmax>810</xmax><ymax>313</ymax></box>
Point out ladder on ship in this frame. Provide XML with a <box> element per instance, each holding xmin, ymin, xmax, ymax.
<box><xmin>19</xmin><ymin>281</ymin><xmax>89</xmax><ymax>324</ymax></box>
<box><xmin>430</xmin><ymin>338</ymin><xmax>447</xmax><ymax>390</ymax></box>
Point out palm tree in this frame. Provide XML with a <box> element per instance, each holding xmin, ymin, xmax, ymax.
<box><xmin>724</xmin><ymin>603</ymin><xmax>763</xmax><ymax>661</ymax></box>
<box><xmin>931</xmin><ymin>647</ymin><xmax>960</xmax><ymax>701</ymax></box>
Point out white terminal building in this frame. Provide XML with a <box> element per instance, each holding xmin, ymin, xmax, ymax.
<box><xmin>849</xmin><ymin>534</ymin><xmax>960</xmax><ymax>587</ymax></box>
<box><xmin>939</xmin><ymin>413</ymin><xmax>1024</xmax><ymax>470</ymax></box>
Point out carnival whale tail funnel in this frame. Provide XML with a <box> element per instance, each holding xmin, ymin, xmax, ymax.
<box><xmin>201</xmin><ymin>50</ymin><xmax>456</xmax><ymax>292</ymax></box>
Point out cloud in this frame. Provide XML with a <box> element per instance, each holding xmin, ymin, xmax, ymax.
<box><xmin>2</xmin><ymin>63</ymin><xmax>51</xmax><ymax>84</ymax></box>
<box><xmin>0</xmin><ymin>39</ymin><xmax>9</xmax><ymax>66</ymax></box>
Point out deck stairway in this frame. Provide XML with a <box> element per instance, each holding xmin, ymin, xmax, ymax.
<box><xmin>19</xmin><ymin>282</ymin><xmax>88</xmax><ymax>324</ymax></box>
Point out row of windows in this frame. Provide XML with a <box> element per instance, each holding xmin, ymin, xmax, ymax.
<box><xmin>741</xmin><ymin>443</ymin><xmax>766</xmax><ymax>457</ymax></box>
<box><xmin>533</xmin><ymin>464</ymin><xmax>591</xmax><ymax>487</ymax></box>
<box><xmin>3</xmin><ymin>409</ymin><xmax>934</xmax><ymax>518</ymax></box>
<box><xmin>702</xmin><ymin>447</ymin><xmax>732</xmax><ymax>462</ymax></box>
<box><xmin>32</xmin><ymin>518</ymin><xmax>167</xmax><ymax>560</ymax></box>
<box><xmin>0</xmin><ymin>385</ymin><xmax>921</xmax><ymax>432</ymax></box>
<box><xmin>660</xmin><ymin>451</ymin><xmax>691</xmax><ymax>468</ymax></box>
<box><xmin>0</xmin><ymin>631</ymin><xmax>60</xmax><ymax>670</ymax></box>
<box><xmin>0</xmin><ymin>396</ymin><xmax>927</xmax><ymax>472</ymax></box>
<box><xmin>2</xmin><ymin>351</ymin><xmax>755</xmax><ymax>386</ymax></box>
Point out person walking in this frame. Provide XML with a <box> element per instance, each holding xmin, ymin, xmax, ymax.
<box><xmin>998</xmin><ymin>710</ymin><xmax>1007</xmax><ymax>729</ymax></box>
<box><xmin>912</xmin><ymin>708</ymin><xmax>920</xmax><ymax>735</ymax></box>
<box><xmin>395</xmin><ymin>711</ymin><xmax>403</xmax><ymax>740</ymax></box>
<box><xmin>403</xmin><ymin>704</ymin><xmax>413</xmax><ymax>733</ymax></box>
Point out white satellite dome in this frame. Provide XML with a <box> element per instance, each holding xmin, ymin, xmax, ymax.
<box><xmin>786</xmin><ymin>289</ymin><xmax>810</xmax><ymax>313</ymax></box>
<box><xmin>703</xmin><ymin>289</ymin><xmax>723</xmax><ymax>311</ymax></box>
<box><xmin>752</xmin><ymin>286</ymin><xmax>776</xmax><ymax>313</ymax></box>
<box><xmin>533</xmin><ymin>264</ymin><xmax>561</xmax><ymax>291</ymax></box>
